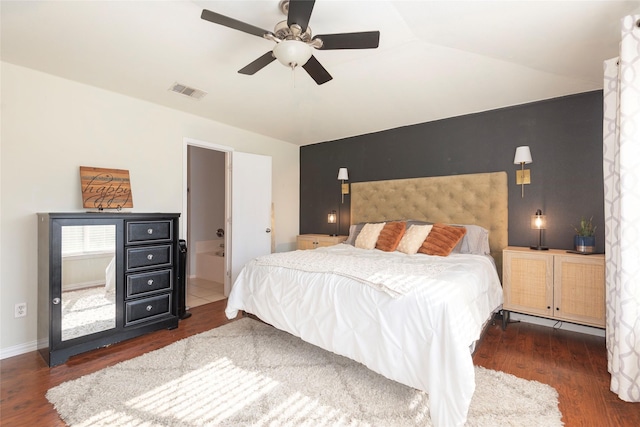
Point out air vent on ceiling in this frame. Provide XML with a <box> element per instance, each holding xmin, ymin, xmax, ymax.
<box><xmin>168</xmin><ymin>82</ymin><xmax>207</xmax><ymax>100</ymax></box>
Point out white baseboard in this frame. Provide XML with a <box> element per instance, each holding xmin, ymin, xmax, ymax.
<box><xmin>509</xmin><ymin>312</ymin><xmax>606</xmax><ymax>337</ymax></box>
<box><xmin>0</xmin><ymin>340</ymin><xmax>38</xmax><ymax>360</ymax></box>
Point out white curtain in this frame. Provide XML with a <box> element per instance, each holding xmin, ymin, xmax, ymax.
<box><xmin>603</xmin><ymin>14</ymin><xmax>640</xmax><ymax>402</ymax></box>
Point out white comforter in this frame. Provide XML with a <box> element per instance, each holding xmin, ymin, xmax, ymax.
<box><xmin>226</xmin><ymin>244</ymin><xmax>503</xmax><ymax>426</ymax></box>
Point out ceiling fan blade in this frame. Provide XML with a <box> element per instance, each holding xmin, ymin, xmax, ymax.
<box><xmin>238</xmin><ymin>52</ymin><xmax>276</xmax><ymax>75</ymax></box>
<box><xmin>201</xmin><ymin>9</ymin><xmax>270</xmax><ymax>38</ymax></box>
<box><xmin>313</xmin><ymin>31</ymin><xmax>380</xmax><ymax>50</ymax></box>
<box><xmin>287</xmin><ymin>0</ymin><xmax>315</xmax><ymax>32</ymax></box>
<box><xmin>302</xmin><ymin>55</ymin><xmax>333</xmax><ymax>85</ymax></box>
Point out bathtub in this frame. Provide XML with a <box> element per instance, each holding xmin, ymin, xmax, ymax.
<box><xmin>195</xmin><ymin>239</ymin><xmax>225</xmax><ymax>283</ymax></box>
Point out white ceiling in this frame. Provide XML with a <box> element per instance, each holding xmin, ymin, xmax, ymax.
<box><xmin>2</xmin><ymin>1</ymin><xmax>639</xmax><ymax>146</ymax></box>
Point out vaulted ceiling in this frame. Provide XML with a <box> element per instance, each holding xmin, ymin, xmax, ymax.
<box><xmin>2</xmin><ymin>1</ymin><xmax>638</xmax><ymax>145</ymax></box>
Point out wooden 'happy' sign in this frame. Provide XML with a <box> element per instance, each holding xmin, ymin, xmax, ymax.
<box><xmin>80</xmin><ymin>166</ymin><xmax>134</xmax><ymax>210</ymax></box>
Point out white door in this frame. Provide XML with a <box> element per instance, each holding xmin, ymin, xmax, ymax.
<box><xmin>230</xmin><ymin>151</ymin><xmax>272</xmax><ymax>290</ymax></box>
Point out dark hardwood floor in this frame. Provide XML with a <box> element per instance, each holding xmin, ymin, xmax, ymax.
<box><xmin>474</xmin><ymin>317</ymin><xmax>639</xmax><ymax>427</ymax></box>
<box><xmin>1</xmin><ymin>301</ymin><xmax>637</xmax><ymax>426</ymax></box>
<box><xmin>0</xmin><ymin>300</ymin><xmax>233</xmax><ymax>426</ymax></box>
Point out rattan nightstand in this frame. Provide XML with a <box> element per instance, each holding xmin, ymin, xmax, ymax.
<box><xmin>502</xmin><ymin>246</ymin><xmax>605</xmax><ymax>329</ymax></box>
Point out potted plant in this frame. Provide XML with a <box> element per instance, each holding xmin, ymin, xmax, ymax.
<box><xmin>573</xmin><ymin>216</ymin><xmax>596</xmax><ymax>253</ymax></box>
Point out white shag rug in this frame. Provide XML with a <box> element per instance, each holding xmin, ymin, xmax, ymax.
<box><xmin>47</xmin><ymin>318</ymin><xmax>563</xmax><ymax>426</ymax></box>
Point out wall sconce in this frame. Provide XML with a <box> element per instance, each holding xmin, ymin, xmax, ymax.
<box><xmin>338</xmin><ymin>167</ymin><xmax>349</xmax><ymax>203</ymax></box>
<box><xmin>530</xmin><ymin>209</ymin><xmax>548</xmax><ymax>250</ymax></box>
<box><xmin>328</xmin><ymin>210</ymin><xmax>337</xmax><ymax>236</ymax></box>
<box><xmin>513</xmin><ymin>146</ymin><xmax>532</xmax><ymax>198</ymax></box>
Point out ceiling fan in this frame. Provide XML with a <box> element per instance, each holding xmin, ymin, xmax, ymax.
<box><xmin>201</xmin><ymin>0</ymin><xmax>380</xmax><ymax>85</ymax></box>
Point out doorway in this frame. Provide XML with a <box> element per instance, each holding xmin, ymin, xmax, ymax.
<box><xmin>184</xmin><ymin>140</ymin><xmax>230</xmax><ymax>308</ymax></box>
<box><xmin>182</xmin><ymin>137</ymin><xmax>273</xmax><ymax>309</ymax></box>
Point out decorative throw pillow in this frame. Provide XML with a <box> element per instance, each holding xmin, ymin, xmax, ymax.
<box><xmin>396</xmin><ymin>224</ymin><xmax>433</xmax><ymax>255</ymax></box>
<box><xmin>375</xmin><ymin>221</ymin><xmax>406</xmax><ymax>252</ymax></box>
<box><xmin>419</xmin><ymin>223</ymin><xmax>467</xmax><ymax>256</ymax></box>
<box><xmin>355</xmin><ymin>222</ymin><xmax>386</xmax><ymax>249</ymax></box>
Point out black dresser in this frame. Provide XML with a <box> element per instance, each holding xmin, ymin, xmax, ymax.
<box><xmin>37</xmin><ymin>212</ymin><xmax>181</xmax><ymax>366</ymax></box>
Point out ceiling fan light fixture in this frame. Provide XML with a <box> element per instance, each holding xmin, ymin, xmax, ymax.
<box><xmin>273</xmin><ymin>40</ymin><xmax>312</xmax><ymax>69</ymax></box>
<box><xmin>200</xmin><ymin>2</ymin><xmax>380</xmax><ymax>85</ymax></box>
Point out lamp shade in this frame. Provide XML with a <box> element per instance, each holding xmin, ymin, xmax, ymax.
<box><xmin>514</xmin><ymin>146</ymin><xmax>532</xmax><ymax>164</ymax></box>
<box><xmin>328</xmin><ymin>211</ymin><xmax>337</xmax><ymax>224</ymax></box>
<box><xmin>273</xmin><ymin>40</ymin><xmax>313</xmax><ymax>68</ymax></box>
<box><xmin>530</xmin><ymin>209</ymin><xmax>547</xmax><ymax>230</ymax></box>
<box><xmin>337</xmin><ymin>168</ymin><xmax>349</xmax><ymax>180</ymax></box>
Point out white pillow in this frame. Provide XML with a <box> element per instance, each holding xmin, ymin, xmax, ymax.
<box><xmin>355</xmin><ymin>222</ymin><xmax>386</xmax><ymax>249</ymax></box>
<box><xmin>453</xmin><ymin>224</ymin><xmax>491</xmax><ymax>255</ymax></box>
<box><xmin>345</xmin><ymin>224</ymin><xmax>360</xmax><ymax>245</ymax></box>
<box><xmin>397</xmin><ymin>224</ymin><xmax>433</xmax><ymax>254</ymax></box>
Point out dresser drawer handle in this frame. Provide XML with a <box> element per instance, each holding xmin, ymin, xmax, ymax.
<box><xmin>147</xmin><ymin>228</ymin><xmax>153</xmax><ymax>234</ymax></box>
<box><xmin>147</xmin><ymin>254</ymin><xmax>153</xmax><ymax>260</ymax></box>
<box><xmin>146</xmin><ymin>305</ymin><xmax>153</xmax><ymax>311</ymax></box>
<box><xmin>147</xmin><ymin>279</ymin><xmax>154</xmax><ymax>286</ymax></box>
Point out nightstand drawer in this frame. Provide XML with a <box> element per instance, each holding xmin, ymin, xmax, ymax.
<box><xmin>297</xmin><ymin>234</ymin><xmax>347</xmax><ymax>250</ymax></box>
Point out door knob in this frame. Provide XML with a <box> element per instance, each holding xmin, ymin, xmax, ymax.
<box><xmin>266</xmin><ymin>228</ymin><xmax>271</xmax><ymax>233</ymax></box>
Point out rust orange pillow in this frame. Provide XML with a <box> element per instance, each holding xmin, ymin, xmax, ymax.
<box><xmin>376</xmin><ymin>221</ymin><xmax>407</xmax><ymax>252</ymax></box>
<box><xmin>418</xmin><ymin>223</ymin><xmax>466</xmax><ymax>256</ymax></box>
<box><xmin>375</xmin><ymin>221</ymin><xmax>406</xmax><ymax>252</ymax></box>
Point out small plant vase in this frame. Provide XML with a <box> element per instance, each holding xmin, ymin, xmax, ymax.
<box><xmin>574</xmin><ymin>235</ymin><xmax>595</xmax><ymax>253</ymax></box>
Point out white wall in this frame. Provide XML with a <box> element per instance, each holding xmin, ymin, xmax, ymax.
<box><xmin>0</xmin><ymin>62</ymin><xmax>300</xmax><ymax>357</ymax></box>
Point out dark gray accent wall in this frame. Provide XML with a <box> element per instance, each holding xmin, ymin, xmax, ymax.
<box><xmin>300</xmin><ymin>91</ymin><xmax>604</xmax><ymax>253</ymax></box>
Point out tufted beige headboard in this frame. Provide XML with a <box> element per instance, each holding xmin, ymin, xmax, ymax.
<box><xmin>351</xmin><ymin>172</ymin><xmax>508</xmax><ymax>278</ymax></box>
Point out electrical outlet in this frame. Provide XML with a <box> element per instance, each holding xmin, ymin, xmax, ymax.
<box><xmin>15</xmin><ymin>302</ymin><xmax>27</xmax><ymax>318</ymax></box>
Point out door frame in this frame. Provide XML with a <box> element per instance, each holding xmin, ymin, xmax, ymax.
<box><xmin>182</xmin><ymin>137</ymin><xmax>233</xmax><ymax>296</ymax></box>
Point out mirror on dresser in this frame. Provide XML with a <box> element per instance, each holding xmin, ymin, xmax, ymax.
<box><xmin>60</xmin><ymin>224</ymin><xmax>117</xmax><ymax>340</ymax></box>
<box><xmin>38</xmin><ymin>212</ymin><xmax>181</xmax><ymax>366</ymax></box>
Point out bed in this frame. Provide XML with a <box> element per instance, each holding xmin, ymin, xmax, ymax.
<box><xmin>226</xmin><ymin>172</ymin><xmax>507</xmax><ymax>427</ymax></box>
